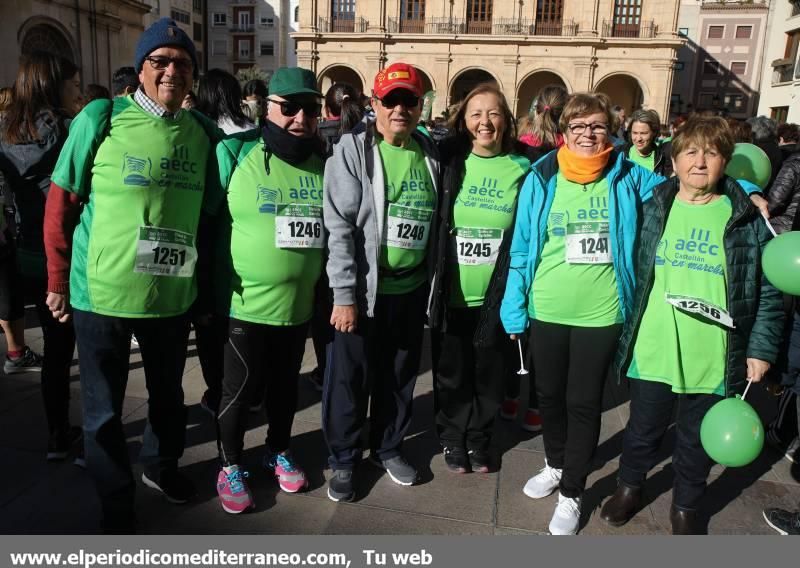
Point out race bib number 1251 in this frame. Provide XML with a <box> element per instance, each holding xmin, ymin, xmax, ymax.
<box><xmin>134</xmin><ymin>226</ymin><xmax>197</xmax><ymax>278</ymax></box>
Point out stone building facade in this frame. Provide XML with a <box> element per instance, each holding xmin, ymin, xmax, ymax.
<box><xmin>293</xmin><ymin>0</ymin><xmax>685</xmax><ymax>122</ymax></box>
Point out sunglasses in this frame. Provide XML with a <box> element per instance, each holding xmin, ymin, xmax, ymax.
<box><xmin>144</xmin><ymin>56</ymin><xmax>194</xmax><ymax>73</ymax></box>
<box><xmin>267</xmin><ymin>98</ymin><xmax>322</xmax><ymax>118</ymax></box>
<box><xmin>375</xmin><ymin>92</ymin><xmax>420</xmax><ymax>109</ymax></box>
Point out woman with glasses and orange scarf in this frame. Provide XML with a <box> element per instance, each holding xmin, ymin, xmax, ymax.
<box><xmin>500</xmin><ymin>93</ymin><xmax>766</xmax><ymax>535</ymax></box>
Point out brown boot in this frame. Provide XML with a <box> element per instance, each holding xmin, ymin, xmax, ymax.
<box><xmin>600</xmin><ymin>483</ymin><xmax>642</xmax><ymax>527</ymax></box>
<box><xmin>670</xmin><ymin>505</ymin><xmax>699</xmax><ymax>535</ymax></box>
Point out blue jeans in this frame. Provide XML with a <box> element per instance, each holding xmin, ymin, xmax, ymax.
<box><xmin>73</xmin><ymin>309</ymin><xmax>190</xmax><ymax>530</ymax></box>
<box><xmin>619</xmin><ymin>378</ymin><xmax>722</xmax><ymax>510</ymax></box>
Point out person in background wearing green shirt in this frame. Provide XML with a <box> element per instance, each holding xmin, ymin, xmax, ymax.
<box><xmin>428</xmin><ymin>83</ymin><xmax>540</xmax><ymax>474</ymax></box>
<box><xmin>43</xmin><ymin>18</ymin><xmax>223</xmax><ymax>533</ymax></box>
<box><xmin>624</xmin><ymin>109</ymin><xmax>673</xmax><ymax>177</ymax></box>
<box><xmin>601</xmin><ymin>116</ymin><xmax>783</xmax><ymax>534</ymax></box>
<box><xmin>323</xmin><ymin>63</ymin><xmax>440</xmax><ymax>502</ymax></box>
<box><xmin>212</xmin><ymin>67</ymin><xmax>326</xmax><ymax>514</ymax></box>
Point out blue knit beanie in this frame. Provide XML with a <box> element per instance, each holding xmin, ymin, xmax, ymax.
<box><xmin>134</xmin><ymin>17</ymin><xmax>198</xmax><ymax>76</ymax></box>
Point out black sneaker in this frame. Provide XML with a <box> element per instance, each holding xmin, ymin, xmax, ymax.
<box><xmin>46</xmin><ymin>426</ymin><xmax>83</xmax><ymax>461</ymax></box>
<box><xmin>443</xmin><ymin>446</ymin><xmax>470</xmax><ymax>474</ymax></box>
<box><xmin>467</xmin><ymin>448</ymin><xmax>493</xmax><ymax>474</ymax></box>
<box><xmin>4</xmin><ymin>346</ymin><xmax>43</xmax><ymax>375</ymax></box>
<box><xmin>141</xmin><ymin>469</ymin><xmax>196</xmax><ymax>504</ymax></box>
<box><xmin>763</xmin><ymin>507</ymin><xmax>800</xmax><ymax>535</ymax></box>
<box><xmin>327</xmin><ymin>469</ymin><xmax>355</xmax><ymax>502</ymax></box>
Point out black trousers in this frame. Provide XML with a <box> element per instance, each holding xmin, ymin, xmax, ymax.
<box><xmin>193</xmin><ymin>313</ymin><xmax>228</xmax><ymax>411</ymax></box>
<box><xmin>432</xmin><ymin>307</ymin><xmax>508</xmax><ymax>450</ymax></box>
<box><xmin>217</xmin><ymin>318</ymin><xmax>308</xmax><ymax>465</ymax></box>
<box><xmin>529</xmin><ymin>319</ymin><xmax>622</xmax><ymax>498</ymax></box>
<box><xmin>619</xmin><ymin>378</ymin><xmax>721</xmax><ymax>510</ymax></box>
<box><xmin>503</xmin><ymin>333</ymin><xmax>539</xmax><ymax>409</ymax></box>
<box><xmin>72</xmin><ymin>309</ymin><xmax>190</xmax><ymax>531</ymax></box>
<box><xmin>322</xmin><ymin>285</ymin><xmax>426</xmax><ymax>470</ymax></box>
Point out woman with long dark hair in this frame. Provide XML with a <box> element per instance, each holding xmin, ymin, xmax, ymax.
<box><xmin>319</xmin><ymin>82</ymin><xmax>364</xmax><ymax>156</ymax></box>
<box><xmin>196</xmin><ymin>68</ymin><xmax>255</xmax><ymax>134</ymax></box>
<box><xmin>0</xmin><ymin>51</ymin><xmax>81</xmax><ymax>460</ymax></box>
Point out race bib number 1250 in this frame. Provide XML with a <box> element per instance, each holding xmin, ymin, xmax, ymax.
<box><xmin>134</xmin><ymin>226</ymin><xmax>197</xmax><ymax>278</ymax></box>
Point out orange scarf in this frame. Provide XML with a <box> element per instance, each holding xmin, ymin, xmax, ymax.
<box><xmin>556</xmin><ymin>144</ymin><xmax>614</xmax><ymax>184</ymax></box>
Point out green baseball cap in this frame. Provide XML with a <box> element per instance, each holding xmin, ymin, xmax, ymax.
<box><xmin>268</xmin><ymin>67</ymin><xmax>322</xmax><ymax>97</ymax></box>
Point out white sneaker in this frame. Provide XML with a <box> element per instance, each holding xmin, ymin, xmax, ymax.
<box><xmin>523</xmin><ymin>461</ymin><xmax>562</xmax><ymax>499</ymax></box>
<box><xmin>549</xmin><ymin>493</ymin><xmax>581</xmax><ymax>535</ymax></box>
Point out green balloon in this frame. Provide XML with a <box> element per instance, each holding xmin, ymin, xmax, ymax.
<box><xmin>762</xmin><ymin>231</ymin><xmax>800</xmax><ymax>295</ymax></box>
<box><xmin>700</xmin><ymin>396</ymin><xmax>764</xmax><ymax>467</ymax></box>
<box><xmin>725</xmin><ymin>143</ymin><xmax>772</xmax><ymax>190</ymax></box>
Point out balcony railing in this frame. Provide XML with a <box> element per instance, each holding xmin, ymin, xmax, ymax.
<box><xmin>601</xmin><ymin>19</ymin><xmax>656</xmax><ymax>38</ymax></box>
<box><xmin>387</xmin><ymin>17</ymin><xmax>426</xmax><ymax>33</ymax></box>
<box><xmin>233</xmin><ymin>53</ymin><xmax>256</xmax><ymax>63</ymax></box>
<box><xmin>773</xmin><ymin>64</ymin><xmax>794</xmax><ymax>84</ymax></box>
<box><xmin>492</xmin><ymin>18</ymin><xmax>577</xmax><ymax>36</ymax></box>
<box><xmin>230</xmin><ymin>24</ymin><xmax>255</xmax><ymax>33</ymax></box>
<box><xmin>317</xmin><ymin>16</ymin><xmax>369</xmax><ymax>33</ymax></box>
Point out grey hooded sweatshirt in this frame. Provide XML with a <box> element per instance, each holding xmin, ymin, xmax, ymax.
<box><xmin>323</xmin><ymin>121</ymin><xmax>440</xmax><ymax>318</ymax></box>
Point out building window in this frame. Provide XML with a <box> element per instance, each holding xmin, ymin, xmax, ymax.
<box><xmin>536</xmin><ymin>0</ymin><xmax>564</xmax><ymax>30</ymax></box>
<box><xmin>332</xmin><ymin>0</ymin><xmax>356</xmax><ymax>19</ymax></box>
<box><xmin>294</xmin><ymin>6</ymin><xmax>300</xmax><ymax>22</ymax></box>
<box><xmin>703</xmin><ymin>60</ymin><xmax>720</xmax><ymax>75</ymax></box>
<box><xmin>678</xmin><ymin>27</ymin><xmax>688</xmax><ymax>37</ymax></box>
<box><xmin>466</xmin><ymin>0</ymin><xmax>493</xmax><ymax>34</ymax></box>
<box><xmin>724</xmin><ymin>94</ymin><xmax>745</xmax><ymax>110</ymax></box>
<box><xmin>260</xmin><ymin>42</ymin><xmax>274</xmax><ymax>56</ymax></box>
<box><xmin>212</xmin><ymin>12</ymin><xmax>226</xmax><ymax>26</ymax></box>
<box><xmin>698</xmin><ymin>93</ymin><xmax>715</xmax><ymax>108</ymax></box>
<box><xmin>735</xmin><ymin>25</ymin><xmax>752</xmax><ymax>39</ymax></box>
<box><xmin>730</xmin><ymin>61</ymin><xmax>747</xmax><ymax>75</ymax></box>
<box><xmin>171</xmin><ymin>9</ymin><xmax>190</xmax><ymax>25</ymax></box>
<box><xmin>260</xmin><ymin>17</ymin><xmax>274</xmax><ymax>27</ymax></box>
<box><xmin>193</xmin><ymin>22</ymin><xmax>202</xmax><ymax>42</ymax></box>
<box><xmin>793</xmin><ymin>0</ymin><xmax>800</xmax><ymax>18</ymax></box>
<box><xmin>673</xmin><ymin>61</ymin><xmax>685</xmax><ymax>71</ymax></box>
<box><xmin>238</xmin><ymin>40</ymin><xmax>251</xmax><ymax>58</ymax></box>
<box><xmin>193</xmin><ymin>0</ymin><xmax>202</xmax><ymax>14</ymax></box>
<box><xmin>707</xmin><ymin>25</ymin><xmax>724</xmax><ymax>39</ymax></box>
<box><xmin>613</xmin><ymin>0</ymin><xmax>641</xmax><ymax>26</ymax></box>
<box><xmin>401</xmin><ymin>0</ymin><xmax>425</xmax><ymax>21</ymax></box>
<box><xmin>772</xmin><ymin>106</ymin><xmax>789</xmax><ymax>123</ymax></box>
<box><xmin>212</xmin><ymin>39</ymin><xmax>226</xmax><ymax>55</ymax></box>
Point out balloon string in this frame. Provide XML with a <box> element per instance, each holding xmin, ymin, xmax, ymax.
<box><xmin>517</xmin><ymin>339</ymin><xmax>528</xmax><ymax>374</ymax></box>
<box><xmin>741</xmin><ymin>379</ymin><xmax>753</xmax><ymax>401</ymax></box>
<box><xmin>761</xmin><ymin>213</ymin><xmax>778</xmax><ymax>238</ymax></box>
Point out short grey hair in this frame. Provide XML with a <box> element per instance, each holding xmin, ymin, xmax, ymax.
<box><xmin>629</xmin><ymin>108</ymin><xmax>661</xmax><ymax>135</ymax></box>
<box><xmin>746</xmin><ymin>116</ymin><xmax>777</xmax><ymax>143</ymax></box>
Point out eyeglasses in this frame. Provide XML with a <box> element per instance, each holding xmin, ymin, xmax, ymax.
<box><xmin>567</xmin><ymin>122</ymin><xmax>609</xmax><ymax>136</ymax></box>
<box><xmin>267</xmin><ymin>98</ymin><xmax>322</xmax><ymax>118</ymax></box>
<box><xmin>144</xmin><ymin>56</ymin><xmax>194</xmax><ymax>73</ymax></box>
<box><xmin>375</xmin><ymin>92</ymin><xmax>421</xmax><ymax>109</ymax></box>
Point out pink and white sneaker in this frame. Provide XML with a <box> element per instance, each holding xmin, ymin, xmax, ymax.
<box><xmin>264</xmin><ymin>451</ymin><xmax>308</xmax><ymax>493</ymax></box>
<box><xmin>216</xmin><ymin>466</ymin><xmax>254</xmax><ymax>514</ymax></box>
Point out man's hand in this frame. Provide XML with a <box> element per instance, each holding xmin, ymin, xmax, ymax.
<box><xmin>331</xmin><ymin>304</ymin><xmax>358</xmax><ymax>333</ymax></box>
<box><xmin>46</xmin><ymin>292</ymin><xmax>71</xmax><ymax>323</ymax></box>
<box><xmin>749</xmin><ymin>194</ymin><xmax>769</xmax><ymax>218</ymax></box>
<box><xmin>746</xmin><ymin>358</ymin><xmax>770</xmax><ymax>383</ymax></box>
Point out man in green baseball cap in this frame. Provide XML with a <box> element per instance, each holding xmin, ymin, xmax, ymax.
<box><xmin>211</xmin><ymin>66</ymin><xmax>327</xmax><ymax>513</ymax></box>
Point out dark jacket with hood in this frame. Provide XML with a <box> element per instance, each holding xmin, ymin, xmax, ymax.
<box><xmin>427</xmin><ymin>136</ymin><xmax>547</xmax><ymax>346</ymax></box>
<box><xmin>614</xmin><ymin>176</ymin><xmax>784</xmax><ymax>396</ymax></box>
<box><xmin>766</xmin><ymin>152</ymin><xmax>800</xmax><ymax>234</ymax></box>
<box><xmin>623</xmin><ymin>140</ymin><xmax>673</xmax><ymax>178</ymax></box>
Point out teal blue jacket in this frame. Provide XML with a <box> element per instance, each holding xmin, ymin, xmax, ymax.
<box><xmin>500</xmin><ymin>149</ymin><xmax>667</xmax><ymax>334</ymax></box>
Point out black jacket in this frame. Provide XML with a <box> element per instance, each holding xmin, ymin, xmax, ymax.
<box><xmin>614</xmin><ymin>176</ymin><xmax>784</xmax><ymax>395</ymax></box>
<box><xmin>622</xmin><ymin>141</ymin><xmax>673</xmax><ymax>178</ymax></box>
<box><xmin>427</xmin><ymin>136</ymin><xmax>546</xmax><ymax>346</ymax></box>
<box><xmin>767</xmin><ymin>152</ymin><xmax>800</xmax><ymax>234</ymax></box>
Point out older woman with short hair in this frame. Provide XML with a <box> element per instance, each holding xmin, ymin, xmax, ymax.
<box><xmin>501</xmin><ymin>92</ymin><xmax>667</xmax><ymax>535</ymax></box>
<box><xmin>600</xmin><ymin>116</ymin><xmax>784</xmax><ymax>534</ymax></box>
<box><xmin>625</xmin><ymin>109</ymin><xmax>672</xmax><ymax>177</ymax></box>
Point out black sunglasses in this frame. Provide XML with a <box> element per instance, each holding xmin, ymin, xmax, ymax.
<box><xmin>144</xmin><ymin>56</ymin><xmax>193</xmax><ymax>73</ymax></box>
<box><xmin>376</xmin><ymin>92</ymin><xmax>420</xmax><ymax>109</ymax></box>
<box><xmin>267</xmin><ymin>98</ymin><xmax>322</xmax><ymax>118</ymax></box>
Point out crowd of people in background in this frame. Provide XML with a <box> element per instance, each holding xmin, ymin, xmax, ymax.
<box><xmin>0</xmin><ymin>16</ymin><xmax>799</xmax><ymax>537</ymax></box>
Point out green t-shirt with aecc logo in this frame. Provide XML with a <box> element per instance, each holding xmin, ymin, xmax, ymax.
<box><xmin>51</xmin><ymin>96</ymin><xmax>221</xmax><ymax>317</ymax></box>
<box><xmin>215</xmin><ymin>135</ymin><xmax>325</xmax><ymax>326</ymax></box>
<box><xmin>627</xmin><ymin>195</ymin><xmax>732</xmax><ymax>395</ymax></box>
<box><xmin>448</xmin><ymin>152</ymin><xmax>530</xmax><ymax>307</ymax></box>
<box><xmin>628</xmin><ymin>146</ymin><xmax>656</xmax><ymax>171</ymax></box>
<box><xmin>529</xmin><ymin>173</ymin><xmax>622</xmax><ymax>327</ymax></box>
<box><xmin>377</xmin><ymin>137</ymin><xmax>435</xmax><ymax>295</ymax></box>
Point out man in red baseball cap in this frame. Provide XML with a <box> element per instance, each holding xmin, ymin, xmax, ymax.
<box><xmin>322</xmin><ymin>62</ymin><xmax>440</xmax><ymax>502</ymax></box>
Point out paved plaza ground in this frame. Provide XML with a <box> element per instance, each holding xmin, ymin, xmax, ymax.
<box><xmin>1</xmin><ymin>311</ymin><xmax>798</xmax><ymax>535</ymax></box>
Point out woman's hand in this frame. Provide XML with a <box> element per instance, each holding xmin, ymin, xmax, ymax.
<box><xmin>746</xmin><ymin>358</ymin><xmax>770</xmax><ymax>382</ymax></box>
<box><xmin>749</xmin><ymin>194</ymin><xmax>769</xmax><ymax>218</ymax></box>
<box><xmin>46</xmin><ymin>292</ymin><xmax>71</xmax><ymax>323</ymax></box>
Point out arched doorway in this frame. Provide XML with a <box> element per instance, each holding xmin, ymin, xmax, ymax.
<box><xmin>515</xmin><ymin>71</ymin><xmax>568</xmax><ymax>117</ymax></box>
<box><xmin>19</xmin><ymin>21</ymin><xmax>76</xmax><ymax>62</ymax></box>
<box><xmin>593</xmin><ymin>73</ymin><xmax>644</xmax><ymax>114</ymax></box>
<box><xmin>449</xmin><ymin>68</ymin><xmax>496</xmax><ymax>107</ymax></box>
<box><xmin>317</xmin><ymin>65</ymin><xmax>364</xmax><ymax>96</ymax></box>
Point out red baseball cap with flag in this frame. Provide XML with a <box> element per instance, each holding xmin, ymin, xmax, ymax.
<box><xmin>373</xmin><ymin>63</ymin><xmax>423</xmax><ymax>98</ymax></box>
